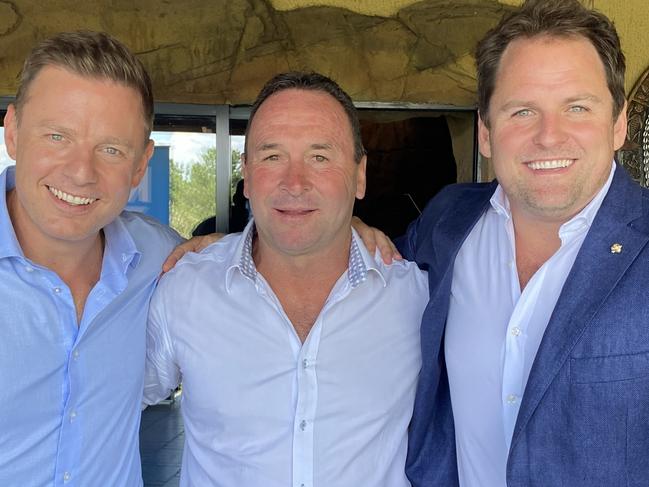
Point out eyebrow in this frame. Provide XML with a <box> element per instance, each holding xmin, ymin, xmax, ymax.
<box><xmin>256</xmin><ymin>143</ymin><xmax>280</xmax><ymax>151</ymax></box>
<box><xmin>499</xmin><ymin>94</ymin><xmax>604</xmax><ymax>112</ymax></box>
<box><xmin>310</xmin><ymin>143</ymin><xmax>333</xmax><ymax>151</ymax></box>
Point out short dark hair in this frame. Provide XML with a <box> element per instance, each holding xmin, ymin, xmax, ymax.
<box><xmin>15</xmin><ymin>30</ymin><xmax>154</xmax><ymax>139</ymax></box>
<box><xmin>476</xmin><ymin>0</ymin><xmax>625</xmax><ymax>125</ymax></box>
<box><xmin>244</xmin><ymin>71</ymin><xmax>365</xmax><ymax>163</ymax></box>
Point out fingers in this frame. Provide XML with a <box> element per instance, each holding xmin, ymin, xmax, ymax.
<box><xmin>161</xmin><ymin>246</ymin><xmax>188</xmax><ymax>274</ymax></box>
<box><xmin>377</xmin><ymin>234</ymin><xmax>402</xmax><ymax>264</ymax></box>
<box><xmin>351</xmin><ymin>216</ymin><xmax>401</xmax><ymax>264</ymax></box>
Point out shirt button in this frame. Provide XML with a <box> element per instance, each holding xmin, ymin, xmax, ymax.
<box><xmin>63</xmin><ymin>471</ymin><xmax>71</xmax><ymax>482</ymax></box>
<box><xmin>506</xmin><ymin>394</ymin><xmax>518</xmax><ymax>404</ymax></box>
<box><xmin>25</xmin><ymin>265</ymin><xmax>34</xmax><ymax>273</ymax></box>
<box><xmin>299</xmin><ymin>420</ymin><xmax>307</xmax><ymax>431</ymax></box>
<box><xmin>73</xmin><ymin>350</ymin><xmax>80</xmax><ymax>360</ymax></box>
<box><xmin>302</xmin><ymin>359</ymin><xmax>309</xmax><ymax>369</ymax></box>
<box><xmin>70</xmin><ymin>410</ymin><xmax>77</xmax><ymax>422</ymax></box>
<box><xmin>511</xmin><ymin>327</ymin><xmax>521</xmax><ymax>337</ymax></box>
<box><xmin>53</xmin><ymin>287</ymin><xmax>62</xmax><ymax>294</ymax></box>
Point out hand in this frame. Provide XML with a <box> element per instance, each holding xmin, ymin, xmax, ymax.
<box><xmin>351</xmin><ymin>216</ymin><xmax>401</xmax><ymax>264</ymax></box>
<box><xmin>162</xmin><ymin>233</ymin><xmax>225</xmax><ymax>273</ymax></box>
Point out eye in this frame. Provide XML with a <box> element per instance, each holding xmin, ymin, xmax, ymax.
<box><xmin>49</xmin><ymin>133</ymin><xmax>64</xmax><ymax>142</ymax></box>
<box><xmin>513</xmin><ymin>109</ymin><xmax>533</xmax><ymax>118</ymax></box>
<box><xmin>568</xmin><ymin>105</ymin><xmax>588</xmax><ymax>113</ymax></box>
<box><xmin>103</xmin><ymin>146</ymin><xmax>122</xmax><ymax>156</ymax></box>
<box><xmin>313</xmin><ymin>154</ymin><xmax>328</xmax><ymax>163</ymax></box>
<box><xmin>263</xmin><ymin>154</ymin><xmax>279</xmax><ymax>162</ymax></box>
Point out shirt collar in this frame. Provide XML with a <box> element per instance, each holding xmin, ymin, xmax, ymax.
<box><xmin>102</xmin><ymin>215</ymin><xmax>141</xmax><ymax>276</ymax></box>
<box><xmin>0</xmin><ymin>167</ymin><xmax>23</xmax><ymax>260</ymax></box>
<box><xmin>0</xmin><ymin>165</ymin><xmax>140</xmax><ymax>274</ymax></box>
<box><xmin>489</xmin><ymin>161</ymin><xmax>616</xmax><ymax>239</ymax></box>
<box><xmin>225</xmin><ymin>219</ymin><xmax>386</xmax><ymax>292</ymax></box>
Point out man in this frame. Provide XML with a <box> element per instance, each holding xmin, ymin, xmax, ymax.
<box><xmin>143</xmin><ymin>72</ymin><xmax>433</xmax><ymax>486</ymax></box>
<box><xmin>394</xmin><ymin>0</ymin><xmax>648</xmax><ymax>485</ymax></box>
<box><xmin>0</xmin><ymin>32</ymin><xmax>184</xmax><ymax>486</ymax></box>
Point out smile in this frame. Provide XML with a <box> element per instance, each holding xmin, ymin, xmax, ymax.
<box><xmin>48</xmin><ymin>185</ymin><xmax>97</xmax><ymax>206</ymax></box>
<box><xmin>526</xmin><ymin>159</ymin><xmax>574</xmax><ymax>170</ymax></box>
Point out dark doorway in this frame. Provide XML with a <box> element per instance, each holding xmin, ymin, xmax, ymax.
<box><xmin>354</xmin><ymin>113</ymin><xmax>460</xmax><ymax>239</ymax></box>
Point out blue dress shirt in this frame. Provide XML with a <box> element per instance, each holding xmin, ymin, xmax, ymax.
<box><xmin>144</xmin><ymin>222</ymin><xmax>429</xmax><ymax>487</ymax></box>
<box><xmin>0</xmin><ymin>167</ymin><xmax>182</xmax><ymax>486</ymax></box>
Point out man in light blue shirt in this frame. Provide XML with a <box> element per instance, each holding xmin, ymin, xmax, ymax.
<box><xmin>0</xmin><ymin>32</ymin><xmax>182</xmax><ymax>486</ymax></box>
<box><xmin>144</xmin><ymin>72</ymin><xmax>429</xmax><ymax>486</ymax></box>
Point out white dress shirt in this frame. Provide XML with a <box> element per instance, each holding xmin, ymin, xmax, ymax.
<box><xmin>144</xmin><ymin>222</ymin><xmax>428</xmax><ymax>487</ymax></box>
<box><xmin>445</xmin><ymin>164</ymin><xmax>615</xmax><ymax>487</ymax></box>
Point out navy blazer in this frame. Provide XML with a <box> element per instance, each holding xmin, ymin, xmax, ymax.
<box><xmin>401</xmin><ymin>165</ymin><xmax>649</xmax><ymax>487</ymax></box>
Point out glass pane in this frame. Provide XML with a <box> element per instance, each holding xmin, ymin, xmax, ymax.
<box><xmin>150</xmin><ymin>131</ymin><xmax>216</xmax><ymax>238</ymax></box>
<box><xmin>229</xmin><ymin>135</ymin><xmax>249</xmax><ymax>232</ymax></box>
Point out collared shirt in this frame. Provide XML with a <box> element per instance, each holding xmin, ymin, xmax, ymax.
<box><xmin>0</xmin><ymin>166</ymin><xmax>182</xmax><ymax>487</ymax></box>
<box><xmin>144</xmin><ymin>222</ymin><xmax>428</xmax><ymax>487</ymax></box>
<box><xmin>445</xmin><ymin>163</ymin><xmax>616</xmax><ymax>487</ymax></box>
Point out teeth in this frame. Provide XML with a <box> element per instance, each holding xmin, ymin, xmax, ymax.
<box><xmin>48</xmin><ymin>186</ymin><xmax>96</xmax><ymax>206</ymax></box>
<box><xmin>527</xmin><ymin>159</ymin><xmax>574</xmax><ymax>170</ymax></box>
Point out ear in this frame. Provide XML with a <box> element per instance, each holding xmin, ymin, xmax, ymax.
<box><xmin>4</xmin><ymin>104</ymin><xmax>18</xmax><ymax>160</ymax></box>
<box><xmin>241</xmin><ymin>153</ymin><xmax>250</xmax><ymax>199</ymax></box>
<box><xmin>131</xmin><ymin>139</ymin><xmax>154</xmax><ymax>188</ymax></box>
<box><xmin>355</xmin><ymin>155</ymin><xmax>367</xmax><ymax>200</ymax></box>
<box><xmin>612</xmin><ymin>101</ymin><xmax>628</xmax><ymax>151</ymax></box>
<box><xmin>477</xmin><ymin>114</ymin><xmax>492</xmax><ymax>159</ymax></box>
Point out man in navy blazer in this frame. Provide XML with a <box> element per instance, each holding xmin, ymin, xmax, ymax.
<box><xmin>374</xmin><ymin>0</ymin><xmax>649</xmax><ymax>485</ymax></box>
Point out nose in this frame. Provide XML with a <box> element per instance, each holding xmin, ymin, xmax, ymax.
<box><xmin>62</xmin><ymin>146</ymin><xmax>98</xmax><ymax>185</ymax></box>
<box><xmin>280</xmin><ymin>159</ymin><xmax>311</xmax><ymax>195</ymax></box>
<box><xmin>533</xmin><ymin>113</ymin><xmax>569</xmax><ymax>148</ymax></box>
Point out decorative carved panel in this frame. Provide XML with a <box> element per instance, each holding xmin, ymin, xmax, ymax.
<box><xmin>620</xmin><ymin>66</ymin><xmax>649</xmax><ymax>186</ymax></box>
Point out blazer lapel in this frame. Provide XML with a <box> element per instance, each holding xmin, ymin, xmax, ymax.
<box><xmin>428</xmin><ymin>182</ymin><xmax>497</xmax><ymax>279</ymax></box>
<box><xmin>510</xmin><ymin>167</ymin><xmax>649</xmax><ymax>450</ymax></box>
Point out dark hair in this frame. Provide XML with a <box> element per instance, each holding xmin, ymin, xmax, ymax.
<box><xmin>244</xmin><ymin>71</ymin><xmax>365</xmax><ymax>163</ymax></box>
<box><xmin>476</xmin><ymin>0</ymin><xmax>625</xmax><ymax>125</ymax></box>
<box><xmin>15</xmin><ymin>30</ymin><xmax>154</xmax><ymax>139</ymax></box>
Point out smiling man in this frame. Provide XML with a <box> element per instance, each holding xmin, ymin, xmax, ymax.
<box><xmin>143</xmin><ymin>72</ymin><xmax>431</xmax><ymax>487</ymax></box>
<box><xmin>0</xmin><ymin>32</ymin><xmax>182</xmax><ymax>486</ymax></box>
<box><xmin>395</xmin><ymin>0</ymin><xmax>649</xmax><ymax>486</ymax></box>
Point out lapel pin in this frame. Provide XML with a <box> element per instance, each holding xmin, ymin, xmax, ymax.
<box><xmin>610</xmin><ymin>243</ymin><xmax>622</xmax><ymax>254</ymax></box>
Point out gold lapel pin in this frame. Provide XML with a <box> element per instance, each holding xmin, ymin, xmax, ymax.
<box><xmin>610</xmin><ymin>243</ymin><xmax>623</xmax><ymax>254</ymax></box>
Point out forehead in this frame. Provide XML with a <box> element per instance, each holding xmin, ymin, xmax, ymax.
<box><xmin>22</xmin><ymin>65</ymin><xmax>145</xmax><ymax>113</ymax></box>
<box><xmin>493</xmin><ymin>35</ymin><xmax>607</xmax><ymax>93</ymax></box>
<box><xmin>19</xmin><ymin>65</ymin><xmax>148</xmax><ymax>134</ymax></box>
<box><xmin>248</xmin><ymin>88</ymin><xmax>353</xmax><ymax>145</ymax></box>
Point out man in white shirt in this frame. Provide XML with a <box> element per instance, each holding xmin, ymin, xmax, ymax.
<box><xmin>144</xmin><ymin>72</ymin><xmax>432</xmax><ymax>487</ymax></box>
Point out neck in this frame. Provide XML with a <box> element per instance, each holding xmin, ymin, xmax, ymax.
<box><xmin>511</xmin><ymin>209</ymin><xmax>563</xmax><ymax>290</ymax></box>
<box><xmin>8</xmin><ymin>189</ymin><xmax>105</xmax><ymax>322</ymax></box>
<box><xmin>252</xmin><ymin>231</ymin><xmax>352</xmax><ymax>342</ymax></box>
<box><xmin>253</xmin><ymin>232</ymin><xmax>351</xmax><ymax>285</ymax></box>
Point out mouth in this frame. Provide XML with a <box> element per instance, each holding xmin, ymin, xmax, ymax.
<box><xmin>526</xmin><ymin>159</ymin><xmax>575</xmax><ymax>171</ymax></box>
<box><xmin>275</xmin><ymin>208</ymin><xmax>316</xmax><ymax>216</ymax></box>
<box><xmin>47</xmin><ymin>185</ymin><xmax>97</xmax><ymax>206</ymax></box>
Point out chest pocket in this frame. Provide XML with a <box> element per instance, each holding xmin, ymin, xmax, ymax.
<box><xmin>570</xmin><ymin>351</ymin><xmax>649</xmax><ymax>384</ymax></box>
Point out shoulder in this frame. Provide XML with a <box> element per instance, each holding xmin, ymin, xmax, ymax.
<box><xmin>118</xmin><ymin>211</ymin><xmax>183</xmax><ymax>252</ymax></box>
<box><xmin>161</xmin><ymin>231</ymin><xmax>243</xmax><ymax>282</ymax></box>
<box><xmin>422</xmin><ymin>182</ymin><xmax>494</xmax><ymax>217</ymax></box>
<box><xmin>372</xmin><ymin>252</ymin><xmax>428</xmax><ymax>294</ymax></box>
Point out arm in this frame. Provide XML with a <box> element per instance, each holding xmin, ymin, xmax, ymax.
<box><xmin>161</xmin><ymin>233</ymin><xmax>225</xmax><ymax>273</ymax></box>
<box><xmin>143</xmin><ymin>286</ymin><xmax>182</xmax><ymax>406</ymax></box>
<box><xmin>351</xmin><ymin>216</ymin><xmax>402</xmax><ymax>264</ymax></box>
